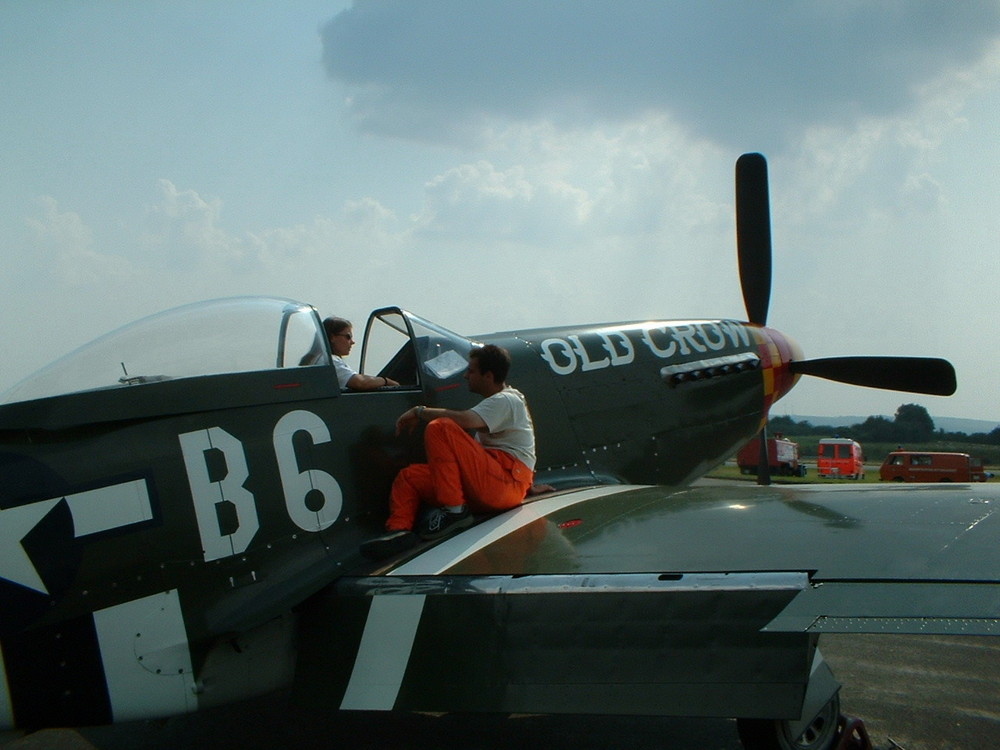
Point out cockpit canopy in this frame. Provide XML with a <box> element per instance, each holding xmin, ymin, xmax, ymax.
<box><xmin>1</xmin><ymin>297</ymin><xmax>327</xmax><ymax>405</ymax></box>
<box><xmin>1</xmin><ymin>298</ymin><xmax>478</xmax><ymax>407</ymax></box>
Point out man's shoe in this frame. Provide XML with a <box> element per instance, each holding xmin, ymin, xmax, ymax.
<box><xmin>418</xmin><ymin>507</ymin><xmax>473</xmax><ymax>540</ymax></box>
<box><xmin>360</xmin><ymin>530</ymin><xmax>418</xmax><ymax>561</ymax></box>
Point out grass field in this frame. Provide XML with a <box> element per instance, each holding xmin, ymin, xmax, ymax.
<box><xmin>707</xmin><ymin>462</ymin><xmax>998</xmax><ymax>483</ymax></box>
<box><xmin>706</xmin><ymin>463</ymin><xmax>876</xmax><ymax>483</ymax></box>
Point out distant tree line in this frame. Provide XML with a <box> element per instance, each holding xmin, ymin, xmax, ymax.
<box><xmin>770</xmin><ymin>404</ymin><xmax>1000</xmax><ymax>446</ymax></box>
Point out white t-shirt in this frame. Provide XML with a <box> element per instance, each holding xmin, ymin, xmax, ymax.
<box><xmin>471</xmin><ymin>387</ymin><xmax>536</xmax><ymax>470</ymax></box>
<box><xmin>332</xmin><ymin>356</ymin><xmax>356</xmax><ymax>389</ymax></box>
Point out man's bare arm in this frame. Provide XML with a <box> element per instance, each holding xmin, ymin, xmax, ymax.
<box><xmin>396</xmin><ymin>406</ymin><xmax>487</xmax><ymax>436</ymax></box>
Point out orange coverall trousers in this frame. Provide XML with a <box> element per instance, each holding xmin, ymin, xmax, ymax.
<box><xmin>386</xmin><ymin>417</ymin><xmax>534</xmax><ymax>531</ymax></box>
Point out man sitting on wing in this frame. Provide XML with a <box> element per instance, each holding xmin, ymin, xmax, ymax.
<box><xmin>361</xmin><ymin>344</ymin><xmax>536</xmax><ymax>560</ymax></box>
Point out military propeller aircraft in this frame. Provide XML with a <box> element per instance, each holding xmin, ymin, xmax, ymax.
<box><xmin>0</xmin><ymin>153</ymin><xmax>994</xmax><ymax>750</ymax></box>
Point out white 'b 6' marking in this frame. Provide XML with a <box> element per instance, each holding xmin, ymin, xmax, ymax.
<box><xmin>179</xmin><ymin>410</ymin><xmax>343</xmax><ymax>562</ymax></box>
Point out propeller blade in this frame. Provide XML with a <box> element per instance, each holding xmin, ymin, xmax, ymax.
<box><xmin>735</xmin><ymin>152</ymin><xmax>772</xmax><ymax>326</ymax></box>
<box><xmin>790</xmin><ymin>357</ymin><xmax>957</xmax><ymax>396</ymax></box>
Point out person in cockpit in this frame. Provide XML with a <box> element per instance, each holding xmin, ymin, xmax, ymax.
<box><xmin>324</xmin><ymin>317</ymin><xmax>399</xmax><ymax>391</ymax></box>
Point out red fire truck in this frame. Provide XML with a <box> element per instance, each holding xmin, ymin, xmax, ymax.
<box><xmin>736</xmin><ymin>434</ymin><xmax>806</xmax><ymax>477</ymax></box>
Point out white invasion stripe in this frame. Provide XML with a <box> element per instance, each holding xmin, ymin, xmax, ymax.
<box><xmin>339</xmin><ymin>594</ymin><xmax>426</xmax><ymax>711</ymax></box>
<box><xmin>0</xmin><ymin>648</ymin><xmax>12</xmax><ymax>730</ymax></box>
<box><xmin>65</xmin><ymin>479</ymin><xmax>154</xmax><ymax>537</ymax></box>
<box><xmin>393</xmin><ymin>485</ymin><xmax>647</xmax><ymax>575</ymax></box>
<box><xmin>93</xmin><ymin>590</ymin><xmax>196</xmax><ymax>722</ymax></box>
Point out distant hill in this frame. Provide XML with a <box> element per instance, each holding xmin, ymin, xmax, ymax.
<box><xmin>780</xmin><ymin>414</ymin><xmax>999</xmax><ymax>436</ymax></box>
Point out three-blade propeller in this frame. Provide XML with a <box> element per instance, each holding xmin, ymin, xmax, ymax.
<box><xmin>734</xmin><ymin>152</ymin><xmax>957</xmax><ymax>484</ymax></box>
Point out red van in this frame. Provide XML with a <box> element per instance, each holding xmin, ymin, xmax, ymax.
<box><xmin>879</xmin><ymin>451</ymin><xmax>988</xmax><ymax>482</ymax></box>
<box><xmin>816</xmin><ymin>438</ymin><xmax>865</xmax><ymax>480</ymax></box>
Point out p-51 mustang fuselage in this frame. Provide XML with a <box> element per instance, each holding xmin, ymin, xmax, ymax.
<box><xmin>0</xmin><ymin>297</ymin><xmax>797</xmax><ymax>729</ymax></box>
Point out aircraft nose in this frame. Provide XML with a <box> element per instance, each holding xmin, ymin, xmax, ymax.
<box><xmin>759</xmin><ymin>327</ymin><xmax>803</xmax><ymax>405</ymax></box>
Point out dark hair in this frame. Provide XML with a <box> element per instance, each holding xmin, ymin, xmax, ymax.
<box><xmin>469</xmin><ymin>344</ymin><xmax>511</xmax><ymax>383</ymax></box>
<box><xmin>323</xmin><ymin>317</ymin><xmax>351</xmax><ymax>337</ymax></box>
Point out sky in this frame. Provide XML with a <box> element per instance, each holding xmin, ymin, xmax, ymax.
<box><xmin>2</xmin><ymin>1</ymin><xmax>998</xmax><ymax>425</ymax></box>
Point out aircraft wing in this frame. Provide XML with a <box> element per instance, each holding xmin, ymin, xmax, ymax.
<box><xmin>312</xmin><ymin>481</ymin><xmax>998</xmax><ymax>721</ymax></box>
<box><xmin>378</xmin><ymin>481</ymin><xmax>1000</xmax><ymax>636</ymax></box>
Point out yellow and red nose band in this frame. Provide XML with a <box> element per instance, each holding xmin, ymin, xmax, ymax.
<box><xmin>750</xmin><ymin>326</ymin><xmax>802</xmax><ymax>428</ymax></box>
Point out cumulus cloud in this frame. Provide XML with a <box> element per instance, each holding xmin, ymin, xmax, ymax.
<box><xmin>382</xmin><ymin>119</ymin><xmax>749</xmax><ymax>330</ymax></box>
<box><xmin>137</xmin><ymin>181</ymin><xmax>408</xmax><ymax>282</ymax></box>
<box><xmin>406</xmin><ymin>117</ymin><xmax>732</xmax><ymax>249</ymax></box>
<box><xmin>24</xmin><ymin>197</ymin><xmax>132</xmax><ymax>286</ymax></box>
<box><xmin>414</xmin><ymin>160</ymin><xmax>590</xmax><ymax>242</ymax></box>
<box><xmin>322</xmin><ymin>1</ymin><xmax>1000</xmax><ymax>149</ymax></box>
<box><xmin>25</xmin><ymin>197</ymin><xmax>92</xmax><ymax>252</ymax></box>
<box><xmin>140</xmin><ymin>180</ymin><xmax>248</xmax><ymax>269</ymax></box>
